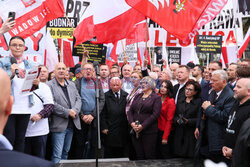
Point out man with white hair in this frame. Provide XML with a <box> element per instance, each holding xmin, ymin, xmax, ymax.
<box><xmin>201</xmin><ymin>70</ymin><xmax>235</xmax><ymax>163</ymax></box>
<box><xmin>222</xmin><ymin>78</ymin><xmax>250</xmax><ymax>164</ymax></box>
<box><xmin>101</xmin><ymin>77</ymin><xmax>129</xmax><ymax>158</ymax></box>
<box><xmin>169</xmin><ymin>63</ymin><xmax>179</xmax><ymax>86</ymax></box>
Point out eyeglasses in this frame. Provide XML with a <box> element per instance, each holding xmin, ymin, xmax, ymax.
<box><xmin>10</xmin><ymin>44</ymin><xmax>25</xmax><ymax>48</ymax></box>
<box><xmin>110</xmin><ymin>72</ymin><xmax>119</xmax><ymax>74</ymax></box>
<box><xmin>185</xmin><ymin>88</ymin><xmax>194</xmax><ymax>92</ymax></box>
<box><xmin>83</xmin><ymin>68</ymin><xmax>93</xmax><ymax>71</ymax></box>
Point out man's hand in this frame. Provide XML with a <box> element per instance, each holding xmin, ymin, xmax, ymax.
<box><xmin>222</xmin><ymin>146</ymin><xmax>232</xmax><ymax>159</ymax></box>
<box><xmin>69</xmin><ymin>109</ymin><xmax>76</xmax><ymax>119</ymax></box>
<box><xmin>143</xmin><ymin>59</ymin><xmax>148</xmax><ymax>68</ymax></box>
<box><xmin>30</xmin><ymin>114</ymin><xmax>42</xmax><ymax>122</ymax></box>
<box><xmin>162</xmin><ymin>139</ymin><xmax>168</xmax><ymax>145</ymax></box>
<box><xmin>0</xmin><ymin>18</ymin><xmax>15</xmax><ymax>35</ymax></box>
<box><xmin>202</xmin><ymin>101</ymin><xmax>211</xmax><ymax>110</ymax></box>
<box><xmin>32</xmin><ymin>78</ymin><xmax>40</xmax><ymax>86</ymax></box>
<box><xmin>10</xmin><ymin>63</ymin><xmax>19</xmax><ymax>77</ymax></box>
<box><xmin>81</xmin><ymin>114</ymin><xmax>94</xmax><ymax>124</ymax></box>
<box><xmin>194</xmin><ymin>128</ymin><xmax>199</xmax><ymax>139</ymax></box>
<box><xmin>102</xmin><ymin>129</ymin><xmax>108</xmax><ymax>135</ymax></box>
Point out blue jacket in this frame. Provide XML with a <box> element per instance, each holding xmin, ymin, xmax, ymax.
<box><xmin>205</xmin><ymin>85</ymin><xmax>235</xmax><ymax>152</ymax></box>
<box><xmin>0</xmin><ymin>56</ymin><xmax>34</xmax><ymax>105</ymax></box>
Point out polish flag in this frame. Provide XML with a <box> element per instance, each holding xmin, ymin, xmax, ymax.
<box><xmin>0</xmin><ymin>0</ymin><xmax>64</xmax><ymax>39</ymax></box>
<box><xmin>73</xmin><ymin>0</ymin><xmax>145</xmax><ymax>46</ymax></box>
<box><xmin>126</xmin><ymin>0</ymin><xmax>228</xmax><ymax>42</ymax></box>
<box><xmin>45</xmin><ymin>29</ymin><xmax>59</xmax><ymax>72</ymax></box>
<box><xmin>238</xmin><ymin>27</ymin><xmax>250</xmax><ymax>58</ymax></box>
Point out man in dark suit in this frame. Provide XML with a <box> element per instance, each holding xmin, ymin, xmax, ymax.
<box><xmin>173</xmin><ymin>65</ymin><xmax>190</xmax><ymax>104</ymax></box>
<box><xmin>201</xmin><ymin>70</ymin><xmax>235</xmax><ymax>163</ymax></box>
<box><xmin>227</xmin><ymin>63</ymin><xmax>237</xmax><ymax>90</ymax></box>
<box><xmin>0</xmin><ymin>68</ymin><xmax>54</xmax><ymax>167</ymax></box>
<box><xmin>101</xmin><ymin>77</ymin><xmax>129</xmax><ymax>158</ymax></box>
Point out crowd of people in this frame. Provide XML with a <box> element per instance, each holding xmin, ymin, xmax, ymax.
<box><xmin>0</xmin><ymin>33</ymin><xmax>250</xmax><ymax>167</ymax></box>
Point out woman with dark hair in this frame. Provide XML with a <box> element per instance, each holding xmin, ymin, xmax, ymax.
<box><xmin>128</xmin><ymin>76</ymin><xmax>162</xmax><ymax>160</ymax></box>
<box><xmin>48</xmin><ymin>71</ymin><xmax>55</xmax><ymax>81</ymax></box>
<box><xmin>157</xmin><ymin>80</ymin><xmax>176</xmax><ymax>159</ymax></box>
<box><xmin>173</xmin><ymin>79</ymin><xmax>202</xmax><ymax>158</ymax></box>
<box><xmin>0</xmin><ymin>36</ymin><xmax>39</xmax><ymax>152</ymax></box>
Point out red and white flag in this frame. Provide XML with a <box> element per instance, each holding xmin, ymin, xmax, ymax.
<box><xmin>45</xmin><ymin>29</ymin><xmax>58</xmax><ymax>72</ymax></box>
<box><xmin>238</xmin><ymin>27</ymin><xmax>250</xmax><ymax>58</ymax></box>
<box><xmin>126</xmin><ymin>0</ymin><xmax>228</xmax><ymax>42</ymax></box>
<box><xmin>0</xmin><ymin>0</ymin><xmax>64</xmax><ymax>39</ymax></box>
<box><xmin>73</xmin><ymin>0</ymin><xmax>146</xmax><ymax>46</ymax></box>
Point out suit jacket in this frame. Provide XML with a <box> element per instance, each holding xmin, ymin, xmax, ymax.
<box><xmin>128</xmin><ymin>92</ymin><xmax>162</xmax><ymax>134</ymax></box>
<box><xmin>173</xmin><ymin>83</ymin><xmax>186</xmax><ymax>103</ymax></box>
<box><xmin>205</xmin><ymin>84</ymin><xmax>235</xmax><ymax>152</ymax></box>
<box><xmin>101</xmin><ymin>89</ymin><xmax>129</xmax><ymax>147</ymax></box>
<box><xmin>47</xmin><ymin>78</ymin><xmax>82</xmax><ymax>132</ymax></box>
<box><xmin>0</xmin><ymin>149</ymin><xmax>54</xmax><ymax>167</ymax></box>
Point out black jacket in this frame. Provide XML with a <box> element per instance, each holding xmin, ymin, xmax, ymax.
<box><xmin>224</xmin><ymin>99</ymin><xmax>250</xmax><ymax>148</ymax></box>
<box><xmin>232</xmin><ymin>118</ymin><xmax>250</xmax><ymax>167</ymax></box>
<box><xmin>173</xmin><ymin>83</ymin><xmax>186</xmax><ymax>103</ymax></box>
<box><xmin>101</xmin><ymin>89</ymin><xmax>129</xmax><ymax>147</ymax></box>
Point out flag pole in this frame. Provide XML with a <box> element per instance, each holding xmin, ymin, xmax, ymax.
<box><xmin>231</xmin><ymin>0</ymin><xmax>240</xmax><ymax>59</ymax></box>
<box><xmin>145</xmin><ymin>17</ymin><xmax>148</xmax><ymax>61</ymax></box>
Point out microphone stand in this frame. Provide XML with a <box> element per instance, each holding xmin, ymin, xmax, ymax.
<box><xmin>94</xmin><ymin>61</ymin><xmax>101</xmax><ymax>167</ymax></box>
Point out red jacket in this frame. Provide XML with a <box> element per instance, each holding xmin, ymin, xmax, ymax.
<box><xmin>158</xmin><ymin>96</ymin><xmax>176</xmax><ymax>141</ymax></box>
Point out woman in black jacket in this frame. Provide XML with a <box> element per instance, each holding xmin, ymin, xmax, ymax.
<box><xmin>173</xmin><ymin>79</ymin><xmax>202</xmax><ymax>158</ymax></box>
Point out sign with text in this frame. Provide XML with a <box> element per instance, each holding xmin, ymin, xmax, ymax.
<box><xmin>196</xmin><ymin>35</ymin><xmax>222</xmax><ymax>53</ymax></box>
<box><xmin>168</xmin><ymin>47</ymin><xmax>181</xmax><ymax>64</ymax></box>
<box><xmin>73</xmin><ymin>41</ymin><xmax>106</xmax><ymax>64</ymax></box>
<box><xmin>47</xmin><ymin>17</ymin><xmax>77</xmax><ymax>39</ymax></box>
<box><xmin>117</xmin><ymin>44</ymin><xmax>137</xmax><ymax>63</ymax></box>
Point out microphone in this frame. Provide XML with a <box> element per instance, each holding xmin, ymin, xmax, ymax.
<box><xmin>10</xmin><ymin>57</ymin><xmax>19</xmax><ymax>76</ymax></box>
<box><xmin>93</xmin><ymin>61</ymin><xmax>99</xmax><ymax>76</ymax></box>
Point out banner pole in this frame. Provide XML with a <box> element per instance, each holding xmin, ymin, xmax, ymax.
<box><xmin>145</xmin><ymin>17</ymin><xmax>148</xmax><ymax>61</ymax></box>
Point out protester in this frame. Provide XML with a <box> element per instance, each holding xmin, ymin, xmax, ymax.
<box><xmin>232</xmin><ymin>118</ymin><xmax>250</xmax><ymax>167</ymax></box>
<box><xmin>227</xmin><ymin>63</ymin><xmax>237</xmax><ymax>89</ymax></box>
<box><xmin>173</xmin><ymin>79</ymin><xmax>202</xmax><ymax>158</ymax></box>
<box><xmin>192</xmin><ymin>65</ymin><xmax>205</xmax><ymax>85</ymax></box>
<box><xmin>101</xmin><ymin>77</ymin><xmax>129</xmax><ymax>158</ymax></box>
<box><xmin>48</xmin><ymin>72</ymin><xmax>55</xmax><ymax>81</ymax></box>
<box><xmin>73</xmin><ymin>63</ymin><xmax>105</xmax><ymax>159</ymax></box>
<box><xmin>128</xmin><ymin>76</ymin><xmax>161</xmax><ymax>159</ymax></box>
<box><xmin>236</xmin><ymin>65</ymin><xmax>250</xmax><ymax>78</ymax></box>
<box><xmin>122</xmin><ymin>64</ymin><xmax>134</xmax><ymax>94</ymax></box>
<box><xmin>157</xmin><ymin>80</ymin><xmax>176</xmax><ymax>159</ymax></box>
<box><xmin>239</xmin><ymin>58</ymin><xmax>250</xmax><ymax>67</ymax></box>
<box><xmin>203</xmin><ymin>67</ymin><xmax>210</xmax><ymax>82</ymax></box>
<box><xmin>174</xmin><ymin>65</ymin><xmax>190</xmax><ymax>104</ymax></box>
<box><xmin>24</xmin><ymin>79</ymin><xmax>54</xmax><ymax>158</ymax></box>
<box><xmin>47</xmin><ymin>62</ymin><xmax>82</xmax><ymax>163</ymax></box>
<box><xmin>169</xmin><ymin>63</ymin><xmax>179</xmax><ymax>86</ymax></box>
<box><xmin>39</xmin><ymin>65</ymin><xmax>49</xmax><ymax>83</ymax></box>
<box><xmin>133</xmin><ymin>64</ymin><xmax>142</xmax><ymax>74</ymax></box>
<box><xmin>0</xmin><ymin>36</ymin><xmax>39</xmax><ymax>152</ymax></box>
<box><xmin>0</xmin><ymin>68</ymin><xmax>54</xmax><ymax>167</ymax></box>
<box><xmin>110</xmin><ymin>66</ymin><xmax>120</xmax><ymax>78</ymax></box>
<box><xmin>222</xmin><ymin>78</ymin><xmax>250</xmax><ymax>164</ymax></box>
<box><xmin>100</xmin><ymin>64</ymin><xmax>110</xmax><ymax>93</ymax></box>
<box><xmin>126</xmin><ymin>72</ymin><xmax>143</xmax><ymax>116</ymax></box>
<box><xmin>200</xmin><ymin>70</ymin><xmax>235</xmax><ymax>163</ymax></box>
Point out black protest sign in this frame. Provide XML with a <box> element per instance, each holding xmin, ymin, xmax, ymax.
<box><xmin>168</xmin><ymin>47</ymin><xmax>181</xmax><ymax>64</ymax></box>
<box><xmin>196</xmin><ymin>35</ymin><xmax>222</xmax><ymax>53</ymax></box>
<box><xmin>73</xmin><ymin>41</ymin><xmax>106</xmax><ymax>64</ymax></box>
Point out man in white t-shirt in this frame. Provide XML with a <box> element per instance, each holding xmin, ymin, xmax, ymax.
<box><xmin>24</xmin><ymin>81</ymin><xmax>54</xmax><ymax>158</ymax></box>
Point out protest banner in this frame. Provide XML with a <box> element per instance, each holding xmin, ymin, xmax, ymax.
<box><xmin>196</xmin><ymin>35</ymin><xmax>223</xmax><ymax>53</ymax></box>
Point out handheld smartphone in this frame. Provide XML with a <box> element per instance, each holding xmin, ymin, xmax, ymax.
<box><xmin>8</xmin><ymin>12</ymin><xmax>16</xmax><ymax>22</ymax></box>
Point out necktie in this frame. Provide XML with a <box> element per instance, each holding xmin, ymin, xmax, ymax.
<box><xmin>211</xmin><ymin>92</ymin><xmax>218</xmax><ymax>104</ymax></box>
<box><xmin>115</xmin><ymin>92</ymin><xmax>119</xmax><ymax>100</ymax></box>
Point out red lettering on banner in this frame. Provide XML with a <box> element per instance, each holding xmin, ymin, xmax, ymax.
<box><xmin>225</xmin><ymin>30</ymin><xmax>236</xmax><ymax>45</ymax></box>
<box><xmin>0</xmin><ymin>36</ymin><xmax>8</xmax><ymax>51</ymax></box>
<box><xmin>29</xmin><ymin>33</ymin><xmax>43</xmax><ymax>51</ymax></box>
<box><xmin>154</xmin><ymin>30</ymin><xmax>162</xmax><ymax>46</ymax></box>
<box><xmin>166</xmin><ymin>33</ymin><xmax>177</xmax><ymax>46</ymax></box>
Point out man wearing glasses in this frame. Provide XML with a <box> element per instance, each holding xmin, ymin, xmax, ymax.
<box><xmin>72</xmin><ymin>63</ymin><xmax>105</xmax><ymax>159</ymax></box>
